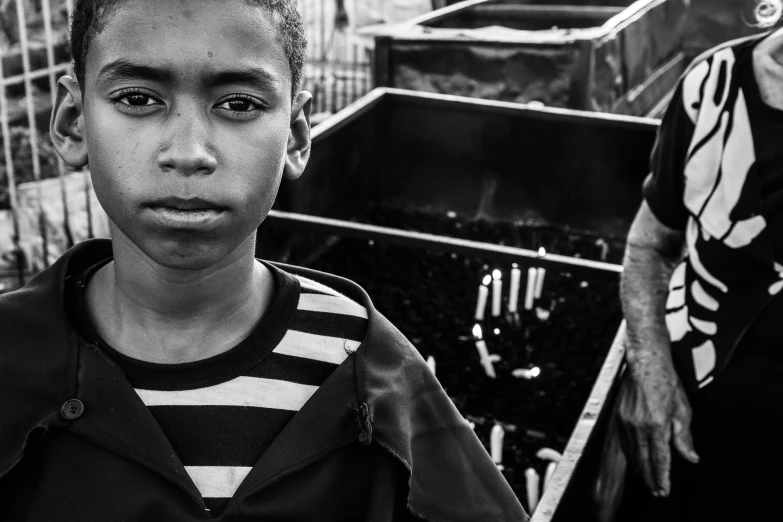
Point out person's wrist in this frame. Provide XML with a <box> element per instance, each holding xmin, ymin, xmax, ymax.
<box><xmin>624</xmin><ymin>336</ymin><xmax>675</xmax><ymax>375</ymax></box>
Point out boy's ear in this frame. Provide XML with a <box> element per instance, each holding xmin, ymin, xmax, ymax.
<box><xmin>50</xmin><ymin>76</ymin><xmax>88</xmax><ymax>169</ymax></box>
<box><xmin>284</xmin><ymin>91</ymin><xmax>312</xmax><ymax>181</ymax></box>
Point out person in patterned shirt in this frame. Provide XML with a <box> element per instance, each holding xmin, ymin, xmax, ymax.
<box><xmin>618</xmin><ymin>3</ymin><xmax>783</xmax><ymax>521</ymax></box>
<box><xmin>0</xmin><ymin>0</ymin><xmax>528</xmax><ymax>520</ymax></box>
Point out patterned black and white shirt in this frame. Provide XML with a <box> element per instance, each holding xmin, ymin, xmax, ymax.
<box><xmin>66</xmin><ymin>259</ymin><xmax>369</xmax><ymax>516</ymax></box>
<box><xmin>643</xmin><ymin>29</ymin><xmax>783</xmax><ymax>393</ymax></box>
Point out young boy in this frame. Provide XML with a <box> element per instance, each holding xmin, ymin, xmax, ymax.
<box><xmin>0</xmin><ymin>1</ymin><xmax>529</xmax><ymax>520</ymax></box>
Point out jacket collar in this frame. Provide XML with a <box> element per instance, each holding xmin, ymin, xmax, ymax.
<box><xmin>0</xmin><ymin>239</ymin><xmax>364</xmax><ymax>505</ymax></box>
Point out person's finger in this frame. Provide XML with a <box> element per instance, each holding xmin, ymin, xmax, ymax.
<box><xmin>672</xmin><ymin>416</ymin><xmax>700</xmax><ymax>464</ymax></box>
<box><xmin>618</xmin><ymin>406</ymin><xmax>640</xmax><ymax>464</ymax></box>
<box><xmin>650</xmin><ymin>427</ymin><xmax>672</xmax><ymax>497</ymax></box>
<box><xmin>636</xmin><ymin>432</ymin><xmax>657</xmax><ymax>493</ymax></box>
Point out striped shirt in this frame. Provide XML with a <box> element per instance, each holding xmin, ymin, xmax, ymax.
<box><xmin>65</xmin><ymin>259</ymin><xmax>369</xmax><ymax>516</ymax></box>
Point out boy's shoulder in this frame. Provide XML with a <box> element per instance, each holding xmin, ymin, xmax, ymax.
<box><xmin>270</xmin><ymin>261</ymin><xmax>366</xmax><ymax>301</ymax></box>
<box><xmin>268</xmin><ymin>261</ymin><xmax>425</xmax><ymax>366</ymax></box>
<box><xmin>269</xmin><ymin>262</ymin><xmax>375</xmax><ymax>322</ymax></box>
<box><xmin>287</xmin><ymin>268</ymin><xmax>370</xmax><ymax>318</ymax></box>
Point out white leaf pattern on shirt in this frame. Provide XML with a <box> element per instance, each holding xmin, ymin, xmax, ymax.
<box><xmin>664</xmin><ymin>47</ymin><xmax>764</xmax><ymax>388</ymax></box>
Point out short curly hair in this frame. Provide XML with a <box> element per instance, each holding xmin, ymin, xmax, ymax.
<box><xmin>69</xmin><ymin>0</ymin><xmax>307</xmax><ymax>102</ymax></box>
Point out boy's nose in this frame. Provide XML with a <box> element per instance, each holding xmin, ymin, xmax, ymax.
<box><xmin>157</xmin><ymin>114</ymin><xmax>218</xmax><ymax>177</ymax></box>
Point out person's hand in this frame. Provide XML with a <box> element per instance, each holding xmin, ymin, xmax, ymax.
<box><xmin>617</xmin><ymin>354</ymin><xmax>700</xmax><ymax>497</ymax></box>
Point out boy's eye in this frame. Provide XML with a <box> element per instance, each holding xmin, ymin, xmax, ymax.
<box><xmin>216</xmin><ymin>96</ymin><xmax>260</xmax><ymax>113</ymax></box>
<box><xmin>110</xmin><ymin>90</ymin><xmax>161</xmax><ymax>112</ymax></box>
<box><xmin>124</xmin><ymin>93</ymin><xmax>156</xmax><ymax>106</ymax></box>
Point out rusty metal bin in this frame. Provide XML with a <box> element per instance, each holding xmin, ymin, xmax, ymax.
<box><xmin>258</xmin><ymin>89</ymin><xmax>657</xmax><ymax>519</ymax></box>
<box><xmin>360</xmin><ymin>0</ymin><xmax>688</xmax><ymax>117</ymax></box>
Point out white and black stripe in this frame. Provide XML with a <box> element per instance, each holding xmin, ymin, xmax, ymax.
<box><xmin>67</xmin><ymin>261</ymin><xmax>368</xmax><ymax>516</ymax></box>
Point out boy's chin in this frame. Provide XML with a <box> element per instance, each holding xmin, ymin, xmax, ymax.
<box><xmin>132</xmin><ymin>233</ymin><xmax>244</xmax><ymax>272</ymax></box>
<box><xmin>109</xmin><ymin>217</ymin><xmax>259</xmax><ymax>271</ymax></box>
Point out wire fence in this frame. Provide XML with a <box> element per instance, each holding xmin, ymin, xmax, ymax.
<box><xmin>303</xmin><ymin>0</ymin><xmax>375</xmax><ymax>115</ymax></box>
<box><xmin>0</xmin><ymin>0</ymin><xmax>375</xmax><ymax>292</ymax></box>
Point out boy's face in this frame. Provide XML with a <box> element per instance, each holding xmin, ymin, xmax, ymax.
<box><xmin>53</xmin><ymin>0</ymin><xmax>310</xmax><ymax>270</ymax></box>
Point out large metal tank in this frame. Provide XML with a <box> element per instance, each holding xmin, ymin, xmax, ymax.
<box><xmin>360</xmin><ymin>0</ymin><xmax>689</xmax><ymax>117</ymax></box>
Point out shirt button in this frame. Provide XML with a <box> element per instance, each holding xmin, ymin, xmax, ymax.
<box><xmin>61</xmin><ymin>399</ymin><xmax>85</xmax><ymax>420</ymax></box>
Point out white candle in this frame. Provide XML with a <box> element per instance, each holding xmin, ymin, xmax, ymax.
<box><xmin>535</xmin><ymin>307</ymin><xmax>550</xmax><ymax>321</ymax></box>
<box><xmin>426</xmin><ymin>356</ymin><xmax>436</xmax><ymax>375</ymax></box>
<box><xmin>535</xmin><ymin>267</ymin><xmax>546</xmax><ymax>299</ymax></box>
<box><xmin>535</xmin><ymin>448</ymin><xmax>563</xmax><ymax>462</ymax></box>
<box><xmin>472</xmin><ymin>324</ymin><xmax>496</xmax><ymax>379</ymax></box>
<box><xmin>475</xmin><ymin>274</ymin><xmax>492</xmax><ymax>320</ymax></box>
<box><xmin>544</xmin><ymin>461</ymin><xmax>557</xmax><ymax>491</ymax></box>
<box><xmin>595</xmin><ymin>238</ymin><xmax>609</xmax><ymax>261</ymax></box>
<box><xmin>490</xmin><ymin>424</ymin><xmax>505</xmax><ymax>466</ymax></box>
<box><xmin>525</xmin><ymin>267</ymin><xmax>536</xmax><ymax>310</ymax></box>
<box><xmin>512</xmin><ymin>366</ymin><xmax>541</xmax><ymax>380</ymax></box>
<box><xmin>508</xmin><ymin>264</ymin><xmax>521</xmax><ymax>312</ymax></box>
<box><xmin>525</xmin><ymin>468</ymin><xmax>540</xmax><ymax>512</ymax></box>
<box><xmin>491</xmin><ymin>269</ymin><xmax>502</xmax><ymax>317</ymax></box>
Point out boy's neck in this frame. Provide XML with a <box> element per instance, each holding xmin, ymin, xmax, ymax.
<box><xmin>85</xmin><ymin>234</ymin><xmax>276</xmax><ymax>364</ymax></box>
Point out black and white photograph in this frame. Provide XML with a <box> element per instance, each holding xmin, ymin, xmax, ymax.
<box><xmin>1</xmin><ymin>0</ymin><xmax>782</xmax><ymax>519</ymax></box>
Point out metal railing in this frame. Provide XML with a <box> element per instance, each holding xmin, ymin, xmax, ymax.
<box><xmin>0</xmin><ymin>0</ymin><xmax>375</xmax><ymax>292</ymax></box>
<box><xmin>304</xmin><ymin>0</ymin><xmax>375</xmax><ymax>115</ymax></box>
<box><xmin>1</xmin><ymin>0</ymin><xmax>78</xmax><ymax>292</ymax></box>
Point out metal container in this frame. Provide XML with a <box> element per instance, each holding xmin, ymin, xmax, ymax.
<box><xmin>272</xmin><ymin>88</ymin><xmax>658</xmax><ymax>238</ymax></box>
<box><xmin>260</xmin><ymin>89</ymin><xmax>656</xmax><ymax>520</ymax></box>
<box><xmin>438</xmin><ymin>0</ymin><xmax>643</xmax><ymax>6</ymax></box>
<box><xmin>360</xmin><ymin>0</ymin><xmax>688</xmax><ymax>117</ymax></box>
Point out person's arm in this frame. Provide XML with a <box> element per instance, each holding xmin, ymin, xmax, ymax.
<box><xmin>622</xmin><ymin>201</ymin><xmax>684</xmax><ymax>369</ymax></box>
<box><xmin>617</xmin><ymin>66</ymin><xmax>703</xmax><ymax>497</ymax></box>
<box><xmin>619</xmin><ymin>202</ymin><xmax>699</xmax><ymax>498</ymax></box>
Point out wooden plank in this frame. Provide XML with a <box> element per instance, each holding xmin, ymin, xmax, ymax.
<box><xmin>471</xmin><ymin>4</ymin><xmax>624</xmax><ymax>20</ymax></box>
<box><xmin>532</xmin><ymin>321</ymin><xmax>627</xmax><ymax>522</ymax></box>
<box><xmin>265</xmin><ymin>209</ymin><xmax>623</xmax><ymax>278</ymax></box>
<box><xmin>382</xmin><ymin>87</ymin><xmax>661</xmax><ymax>129</ymax></box>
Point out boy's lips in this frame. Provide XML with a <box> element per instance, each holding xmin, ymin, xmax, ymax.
<box><xmin>145</xmin><ymin>196</ymin><xmax>227</xmax><ymax>211</ymax></box>
<box><xmin>144</xmin><ymin>197</ymin><xmax>229</xmax><ymax>230</ymax></box>
<box><xmin>146</xmin><ymin>206</ymin><xmax>227</xmax><ymax>230</ymax></box>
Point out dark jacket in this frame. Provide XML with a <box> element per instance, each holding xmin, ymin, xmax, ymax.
<box><xmin>0</xmin><ymin>239</ymin><xmax>528</xmax><ymax>521</ymax></box>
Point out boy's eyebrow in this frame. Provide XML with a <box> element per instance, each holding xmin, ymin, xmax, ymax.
<box><xmin>97</xmin><ymin>59</ymin><xmax>281</xmax><ymax>92</ymax></box>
